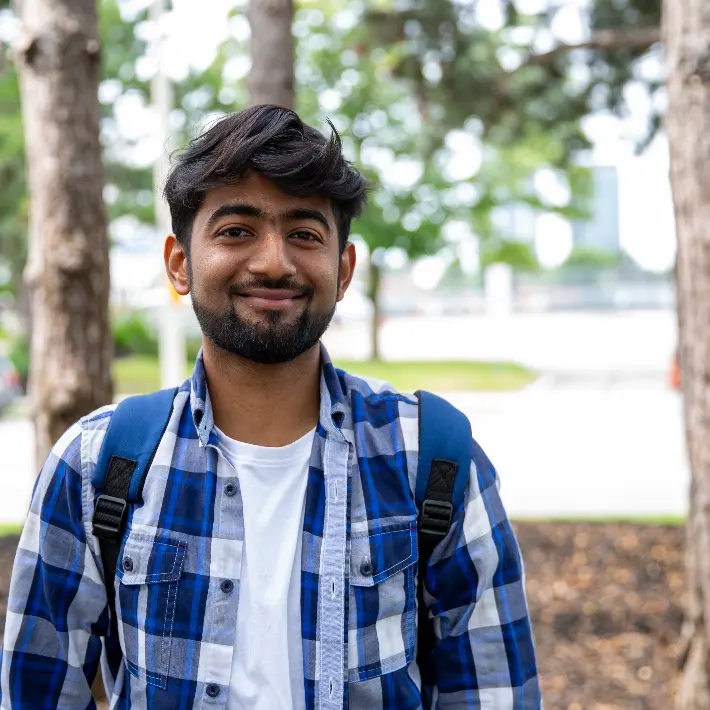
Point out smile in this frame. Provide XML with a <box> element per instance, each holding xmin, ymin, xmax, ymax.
<box><xmin>236</xmin><ymin>288</ymin><xmax>306</xmax><ymax>310</ymax></box>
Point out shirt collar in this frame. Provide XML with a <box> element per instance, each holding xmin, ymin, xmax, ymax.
<box><xmin>189</xmin><ymin>343</ymin><xmax>347</xmax><ymax>447</ymax></box>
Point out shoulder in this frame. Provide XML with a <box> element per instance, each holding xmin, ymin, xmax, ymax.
<box><xmin>334</xmin><ymin>367</ymin><xmax>420</xmax><ymax>453</ymax></box>
<box><xmin>37</xmin><ymin>404</ymin><xmax>115</xmax><ymax>477</ymax></box>
<box><xmin>335</xmin><ymin>367</ymin><xmax>418</xmax><ymax>412</ymax></box>
<box><xmin>79</xmin><ymin>404</ymin><xmax>117</xmax><ymax>471</ymax></box>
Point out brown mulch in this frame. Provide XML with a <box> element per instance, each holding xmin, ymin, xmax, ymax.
<box><xmin>0</xmin><ymin>522</ymin><xmax>686</xmax><ymax>709</ymax></box>
<box><xmin>516</xmin><ymin>522</ymin><xmax>685</xmax><ymax>710</ymax></box>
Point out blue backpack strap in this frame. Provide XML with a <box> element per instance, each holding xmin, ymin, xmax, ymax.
<box><xmin>414</xmin><ymin>390</ymin><xmax>472</xmax><ymax>694</ymax></box>
<box><xmin>90</xmin><ymin>388</ymin><xmax>178</xmax><ymax>647</ymax></box>
<box><xmin>91</xmin><ymin>387</ymin><xmax>178</xmax><ymax>529</ymax></box>
<box><xmin>415</xmin><ymin>390</ymin><xmax>472</xmax><ymax>519</ymax></box>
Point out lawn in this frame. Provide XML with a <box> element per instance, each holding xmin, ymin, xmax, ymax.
<box><xmin>113</xmin><ymin>355</ymin><xmax>538</xmax><ymax>395</ymax></box>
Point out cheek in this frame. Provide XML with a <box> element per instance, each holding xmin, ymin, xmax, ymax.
<box><xmin>192</xmin><ymin>250</ymin><xmax>235</xmax><ymax>291</ymax></box>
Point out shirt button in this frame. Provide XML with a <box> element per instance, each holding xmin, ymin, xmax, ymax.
<box><xmin>224</xmin><ymin>482</ymin><xmax>237</xmax><ymax>497</ymax></box>
<box><xmin>220</xmin><ymin>579</ymin><xmax>234</xmax><ymax>594</ymax></box>
<box><xmin>360</xmin><ymin>560</ymin><xmax>373</xmax><ymax>577</ymax></box>
<box><xmin>123</xmin><ymin>557</ymin><xmax>134</xmax><ymax>572</ymax></box>
<box><xmin>206</xmin><ymin>683</ymin><xmax>220</xmax><ymax>698</ymax></box>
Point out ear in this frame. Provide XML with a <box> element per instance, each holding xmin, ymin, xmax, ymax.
<box><xmin>337</xmin><ymin>241</ymin><xmax>357</xmax><ymax>302</ymax></box>
<box><xmin>165</xmin><ymin>235</ymin><xmax>190</xmax><ymax>296</ymax></box>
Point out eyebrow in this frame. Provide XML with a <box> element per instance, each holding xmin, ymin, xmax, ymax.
<box><xmin>205</xmin><ymin>203</ymin><xmax>331</xmax><ymax>233</ymax></box>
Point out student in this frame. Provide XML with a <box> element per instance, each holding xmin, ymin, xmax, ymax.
<box><xmin>0</xmin><ymin>105</ymin><xmax>541</xmax><ymax>709</ymax></box>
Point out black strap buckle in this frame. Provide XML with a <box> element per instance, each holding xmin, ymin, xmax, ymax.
<box><xmin>420</xmin><ymin>499</ymin><xmax>453</xmax><ymax>538</ymax></box>
<box><xmin>92</xmin><ymin>494</ymin><xmax>128</xmax><ymax>542</ymax></box>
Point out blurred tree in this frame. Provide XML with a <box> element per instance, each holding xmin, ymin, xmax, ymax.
<box><xmin>665</xmin><ymin>1</ymin><xmax>710</xmax><ymax>706</ymax></box>
<box><xmin>561</xmin><ymin>246</ymin><xmax>621</xmax><ymax>271</ymax></box>
<box><xmin>0</xmin><ymin>0</ymin><xmax>666</xmax><ymax>363</ymax></box>
<box><xmin>14</xmin><ymin>0</ymin><xmax>112</xmax><ymax>465</ymax></box>
<box><xmin>363</xmin><ymin>0</ymin><xmax>662</xmax><ymax>155</ymax></box>
<box><xmin>247</xmin><ymin>0</ymin><xmax>294</xmax><ymax>108</ymax></box>
<box><xmin>292</xmin><ymin>2</ymin><xmax>593</xmax><ymax>356</ymax></box>
<box><xmin>0</xmin><ymin>3</ymin><xmax>27</xmax><ymax>303</ymax></box>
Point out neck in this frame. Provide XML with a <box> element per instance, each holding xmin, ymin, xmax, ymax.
<box><xmin>201</xmin><ymin>340</ymin><xmax>321</xmax><ymax>447</ymax></box>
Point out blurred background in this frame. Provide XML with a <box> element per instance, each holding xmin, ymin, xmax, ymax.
<box><xmin>0</xmin><ymin>0</ymin><xmax>687</xmax><ymax>707</ymax></box>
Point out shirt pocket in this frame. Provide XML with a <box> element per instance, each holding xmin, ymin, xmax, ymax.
<box><xmin>116</xmin><ymin>531</ymin><xmax>187</xmax><ymax>690</ymax></box>
<box><xmin>348</xmin><ymin>521</ymin><xmax>418</xmax><ymax>682</ymax></box>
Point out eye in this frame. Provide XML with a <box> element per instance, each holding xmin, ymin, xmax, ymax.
<box><xmin>217</xmin><ymin>226</ymin><xmax>250</xmax><ymax>239</ymax></box>
<box><xmin>291</xmin><ymin>231</ymin><xmax>321</xmax><ymax>243</ymax></box>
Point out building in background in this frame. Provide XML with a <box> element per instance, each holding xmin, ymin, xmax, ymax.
<box><xmin>573</xmin><ymin>165</ymin><xmax>620</xmax><ymax>254</ymax></box>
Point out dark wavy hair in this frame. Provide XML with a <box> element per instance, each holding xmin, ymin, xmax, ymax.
<box><xmin>163</xmin><ymin>105</ymin><xmax>369</xmax><ymax>253</ymax></box>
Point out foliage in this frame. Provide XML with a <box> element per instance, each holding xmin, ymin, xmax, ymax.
<box><xmin>112</xmin><ymin>311</ymin><xmax>158</xmax><ymax>357</ymax></box>
<box><xmin>363</xmin><ymin>0</ymin><xmax>663</xmax><ymax>155</ymax></box>
<box><xmin>8</xmin><ymin>332</ymin><xmax>28</xmax><ymax>390</ymax></box>
<box><xmin>112</xmin><ymin>309</ymin><xmax>202</xmax><ymax>360</ymax></box>
<box><xmin>0</xmin><ymin>28</ymin><xmax>27</xmax><ymax>298</ymax></box>
<box><xmin>481</xmin><ymin>238</ymin><xmax>539</xmax><ymax>272</ymax></box>
<box><xmin>561</xmin><ymin>245</ymin><xmax>621</xmax><ymax>270</ymax></box>
<box><xmin>0</xmin><ymin>0</ymin><xmax>665</xmax><ymax>313</ymax></box>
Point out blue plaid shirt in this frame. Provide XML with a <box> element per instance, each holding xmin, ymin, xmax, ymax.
<box><xmin>0</xmin><ymin>347</ymin><xmax>541</xmax><ymax>709</ymax></box>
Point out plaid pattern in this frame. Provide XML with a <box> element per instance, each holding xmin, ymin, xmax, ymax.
<box><xmin>0</xmin><ymin>347</ymin><xmax>541</xmax><ymax>709</ymax></box>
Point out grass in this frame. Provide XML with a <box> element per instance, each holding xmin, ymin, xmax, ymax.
<box><xmin>113</xmin><ymin>355</ymin><xmax>537</xmax><ymax>395</ymax></box>
<box><xmin>0</xmin><ymin>523</ymin><xmax>22</xmax><ymax>537</ymax></box>
<box><xmin>336</xmin><ymin>360</ymin><xmax>537</xmax><ymax>393</ymax></box>
<box><xmin>112</xmin><ymin>356</ymin><xmax>191</xmax><ymax>395</ymax></box>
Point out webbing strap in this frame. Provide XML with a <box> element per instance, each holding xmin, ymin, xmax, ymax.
<box><xmin>415</xmin><ymin>390</ymin><xmax>472</xmax><ymax>698</ymax></box>
<box><xmin>91</xmin><ymin>388</ymin><xmax>178</xmax><ymax>645</ymax></box>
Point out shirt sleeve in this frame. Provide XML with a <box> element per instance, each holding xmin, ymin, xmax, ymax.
<box><xmin>0</xmin><ymin>421</ymin><xmax>108</xmax><ymax>710</ymax></box>
<box><xmin>424</xmin><ymin>438</ymin><xmax>542</xmax><ymax>709</ymax></box>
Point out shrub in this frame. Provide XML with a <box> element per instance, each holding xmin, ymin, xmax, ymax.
<box><xmin>113</xmin><ymin>312</ymin><xmax>158</xmax><ymax>357</ymax></box>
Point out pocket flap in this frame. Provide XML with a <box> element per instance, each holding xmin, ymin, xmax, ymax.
<box><xmin>118</xmin><ymin>533</ymin><xmax>186</xmax><ymax>586</ymax></box>
<box><xmin>350</xmin><ymin>522</ymin><xmax>418</xmax><ymax>587</ymax></box>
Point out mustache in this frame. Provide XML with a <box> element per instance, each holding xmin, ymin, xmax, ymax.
<box><xmin>228</xmin><ymin>277</ymin><xmax>313</xmax><ymax>298</ymax></box>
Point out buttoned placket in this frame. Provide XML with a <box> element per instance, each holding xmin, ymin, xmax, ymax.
<box><xmin>317</xmin><ymin>421</ymin><xmax>350</xmax><ymax>710</ymax></box>
<box><xmin>200</xmin><ymin>440</ymin><xmax>244</xmax><ymax>706</ymax></box>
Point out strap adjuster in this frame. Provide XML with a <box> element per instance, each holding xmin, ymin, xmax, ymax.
<box><xmin>92</xmin><ymin>494</ymin><xmax>128</xmax><ymax>542</ymax></box>
<box><xmin>420</xmin><ymin>499</ymin><xmax>453</xmax><ymax>538</ymax></box>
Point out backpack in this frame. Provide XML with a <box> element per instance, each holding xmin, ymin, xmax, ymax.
<box><xmin>91</xmin><ymin>387</ymin><xmax>471</xmax><ymax>690</ymax></box>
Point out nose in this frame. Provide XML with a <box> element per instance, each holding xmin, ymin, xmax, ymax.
<box><xmin>247</xmin><ymin>230</ymin><xmax>297</xmax><ymax>280</ymax></box>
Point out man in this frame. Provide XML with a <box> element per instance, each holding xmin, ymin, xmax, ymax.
<box><xmin>0</xmin><ymin>105</ymin><xmax>541</xmax><ymax>709</ymax></box>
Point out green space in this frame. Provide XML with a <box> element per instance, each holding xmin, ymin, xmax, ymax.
<box><xmin>113</xmin><ymin>355</ymin><xmax>538</xmax><ymax>395</ymax></box>
<box><xmin>0</xmin><ymin>524</ymin><xmax>22</xmax><ymax>537</ymax></box>
<box><xmin>336</xmin><ymin>359</ymin><xmax>537</xmax><ymax>393</ymax></box>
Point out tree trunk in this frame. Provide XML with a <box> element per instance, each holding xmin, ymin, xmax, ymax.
<box><xmin>247</xmin><ymin>0</ymin><xmax>294</xmax><ymax>109</ymax></box>
<box><xmin>665</xmin><ymin>2</ymin><xmax>710</xmax><ymax>707</ymax></box>
<box><xmin>14</xmin><ymin>0</ymin><xmax>112</xmax><ymax>467</ymax></box>
<box><xmin>367</xmin><ymin>259</ymin><xmax>382</xmax><ymax>361</ymax></box>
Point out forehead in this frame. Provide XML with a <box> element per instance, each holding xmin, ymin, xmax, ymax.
<box><xmin>195</xmin><ymin>172</ymin><xmax>335</xmax><ymax>226</ymax></box>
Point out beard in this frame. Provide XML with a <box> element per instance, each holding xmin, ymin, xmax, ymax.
<box><xmin>189</xmin><ymin>273</ymin><xmax>336</xmax><ymax>365</ymax></box>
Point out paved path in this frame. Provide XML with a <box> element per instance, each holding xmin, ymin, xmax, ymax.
<box><xmin>447</xmin><ymin>374</ymin><xmax>688</xmax><ymax>518</ymax></box>
<box><xmin>0</xmin><ymin>372</ymin><xmax>689</xmax><ymax>524</ymax></box>
<box><xmin>323</xmin><ymin>310</ymin><xmax>678</xmax><ymax>375</ymax></box>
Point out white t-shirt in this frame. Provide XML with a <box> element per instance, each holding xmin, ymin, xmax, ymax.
<box><xmin>215</xmin><ymin>425</ymin><xmax>315</xmax><ymax>710</ymax></box>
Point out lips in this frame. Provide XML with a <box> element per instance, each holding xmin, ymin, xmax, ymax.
<box><xmin>237</xmin><ymin>288</ymin><xmax>305</xmax><ymax>310</ymax></box>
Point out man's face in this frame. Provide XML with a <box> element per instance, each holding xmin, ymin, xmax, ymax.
<box><xmin>167</xmin><ymin>172</ymin><xmax>356</xmax><ymax>364</ymax></box>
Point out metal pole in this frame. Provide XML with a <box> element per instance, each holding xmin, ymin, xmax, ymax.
<box><xmin>152</xmin><ymin>0</ymin><xmax>186</xmax><ymax>388</ymax></box>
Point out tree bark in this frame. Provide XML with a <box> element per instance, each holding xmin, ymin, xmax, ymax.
<box><xmin>247</xmin><ymin>0</ymin><xmax>294</xmax><ymax>109</ymax></box>
<box><xmin>14</xmin><ymin>0</ymin><xmax>112</xmax><ymax>467</ymax></box>
<box><xmin>367</xmin><ymin>259</ymin><xmax>382</xmax><ymax>361</ymax></box>
<box><xmin>665</xmin><ymin>1</ymin><xmax>710</xmax><ymax>707</ymax></box>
